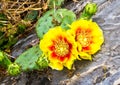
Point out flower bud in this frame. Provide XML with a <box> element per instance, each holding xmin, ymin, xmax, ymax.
<box><xmin>8</xmin><ymin>63</ymin><xmax>21</xmax><ymax>76</ymax></box>
<box><xmin>85</xmin><ymin>3</ymin><xmax>97</xmax><ymax>15</ymax></box>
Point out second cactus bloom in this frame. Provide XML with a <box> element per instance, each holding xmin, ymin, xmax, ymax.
<box><xmin>68</xmin><ymin>19</ymin><xmax>104</xmax><ymax>60</ymax></box>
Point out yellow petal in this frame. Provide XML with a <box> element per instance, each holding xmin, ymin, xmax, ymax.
<box><xmin>79</xmin><ymin>52</ymin><xmax>92</xmax><ymax>60</ymax></box>
<box><xmin>49</xmin><ymin>62</ymin><xmax>63</xmax><ymax>70</ymax></box>
<box><xmin>64</xmin><ymin>55</ymin><xmax>75</xmax><ymax>69</ymax></box>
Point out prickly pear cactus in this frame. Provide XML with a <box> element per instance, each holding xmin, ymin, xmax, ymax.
<box><xmin>36</xmin><ymin>9</ymin><xmax>76</xmax><ymax>39</ymax></box>
<box><xmin>15</xmin><ymin>45</ymin><xmax>43</xmax><ymax>71</ymax></box>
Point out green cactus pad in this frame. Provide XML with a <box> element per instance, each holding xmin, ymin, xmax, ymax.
<box><xmin>15</xmin><ymin>45</ymin><xmax>43</xmax><ymax>71</ymax></box>
<box><xmin>36</xmin><ymin>9</ymin><xmax>76</xmax><ymax>39</ymax></box>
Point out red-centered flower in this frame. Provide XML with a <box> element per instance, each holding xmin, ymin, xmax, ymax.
<box><xmin>40</xmin><ymin>27</ymin><xmax>78</xmax><ymax>70</ymax></box>
<box><xmin>69</xmin><ymin>19</ymin><xmax>104</xmax><ymax>60</ymax></box>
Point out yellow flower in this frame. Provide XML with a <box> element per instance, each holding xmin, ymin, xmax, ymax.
<box><xmin>69</xmin><ymin>19</ymin><xmax>104</xmax><ymax>60</ymax></box>
<box><xmin>40</xmin><ymin>27</ymin><xmax>78</xmax><ymax>70</ymax></box>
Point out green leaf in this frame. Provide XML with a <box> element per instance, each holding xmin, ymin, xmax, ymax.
<box><xmin>15</xmin><ymin>45</ymin><xmax>43</xmax><ymax>71</ymax></box>
<box><xmin>36</xmin><ymin>9</ymin><xmax>76</xmax><ymax>39</ymax></box>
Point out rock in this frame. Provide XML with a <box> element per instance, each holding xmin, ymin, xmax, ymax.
<box><xmin>56</xmin><ymin>0</ymin><xmax>120</xmax><ymax>85</ymax></box>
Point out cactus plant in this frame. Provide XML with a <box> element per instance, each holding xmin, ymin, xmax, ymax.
<box><xmin>15</xmin><ymin>45</ymin><xmax>47</xmax><ymax>71</ymax></box>
<box><xmin>0</xmin><ymin>2</ymin><xmax>98</xmax><ymax>76</ymax></box>
<box><xmin>36</xmin><ymin>9</ymin><xmax>76</xmax><ymax>39</ymax></box>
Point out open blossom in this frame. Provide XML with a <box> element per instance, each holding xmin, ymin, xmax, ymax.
<box><xmin>69</xmin><ymin>19</ymin><xmax>104</xmax><ymax>60</ymax></box>
<box><xmin>40</xmin><ymin>27</ymin><xmax>78</xmax><ymax>70</ymax></box>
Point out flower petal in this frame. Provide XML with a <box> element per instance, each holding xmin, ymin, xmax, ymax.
<box><xmin>49</xmin><ymin>62</ymin><xmax>63</xmax><ymax>70</ymax></box>
<box><xmin>79</xmin><ymin>52</ymin><xmax>92</xmax><ymax>60</ymax></box>
<box><xmin>64</xmin><ymin>55</ymin><xmax>76</xmax><ymax>69</ymax></box>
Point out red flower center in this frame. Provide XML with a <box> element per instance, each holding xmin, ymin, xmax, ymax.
<box><xmin>75</xmin><ymin>28</ymin><xmax>93</xmax><ymax>50</ymax></box>
<box><xmin>49</xmin><ymin>36</ymin><xmax>72</xmax><ymax>62</ymax></box>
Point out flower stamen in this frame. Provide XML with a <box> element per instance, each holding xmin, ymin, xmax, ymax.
<box><xmin>55</xmin><ymin>39</ymin><xmax>69</xmax><ymax>57</ymax></box>
<box><xmin>76</xmin><ymin>28</ymin><xmax>92</xmax><ymax>47</ymax></box>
